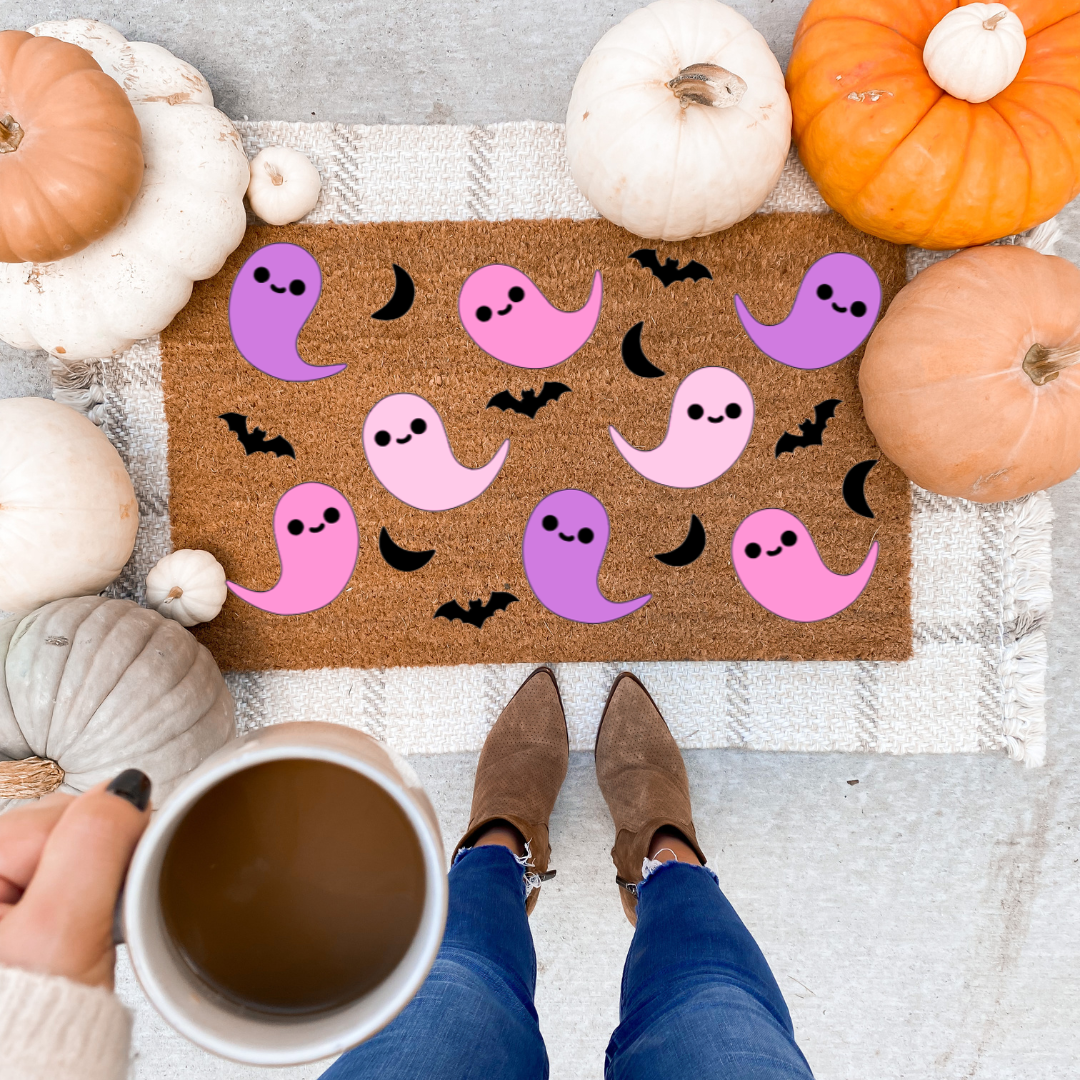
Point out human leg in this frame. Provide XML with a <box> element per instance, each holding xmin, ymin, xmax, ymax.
<box><xmin>324</xmin><ymin>667</ymin><xmax>568</xmax><ymax>1080</ymax></box>
<box><xmin>595</xmin><ymin>673</ymin><xmax>813</xmax><ymax>1080</ymax></box>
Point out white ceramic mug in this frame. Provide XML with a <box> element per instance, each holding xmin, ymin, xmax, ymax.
<box><xmin>123</xmin><ymin>721</ymin><xmax>447</xmax><ymax>1066</ymax></box>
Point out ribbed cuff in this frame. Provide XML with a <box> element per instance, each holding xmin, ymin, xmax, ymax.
<box><xmin>0</xmin><ymin>963</ymin><xmax>132</xmax><ymax>1080</ymax></box>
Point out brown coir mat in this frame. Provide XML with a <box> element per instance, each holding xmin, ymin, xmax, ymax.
<box><xmin>160</xmin><ymin>214</ymin><xmax>910</xmax><ymax>671</ymax></box>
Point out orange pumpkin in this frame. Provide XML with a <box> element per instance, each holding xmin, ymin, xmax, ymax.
<box><xmin>786</xmin><ymin>1</ymin><xmax>1080</xmax><ymax>249</ymax></box>
<box><xmin>0</xmin><ymin>31</ymin><xmax>143</xmax><ymax>263</ymax></box>
<box><xmin>860</xmin><ymin>245</ymin><xmax>1080</xmax><ymax>502</ymax></box>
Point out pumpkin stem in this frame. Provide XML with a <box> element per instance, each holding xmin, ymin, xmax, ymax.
<box><xmin>982</xmin><ymin>10</ymin><xmax>1008</xmax><ymax>30</ymax></box>
<box><xmin>1023</xmin><ymin>341</ymin><xmax>1080</xmax><ymax>386</ymax></box>
<box><xmin>668</xmin><ymin>64</ymin><xmax>747</xmax><ymax>109</ymax></box>
<box><xmin>0</xmin><ymin>757</ymin><xmax>65</xmax><ymax>799</ymax></box>
<box><xmin>264</xmin><ymin>161</ymin><xmax>285</xmax><ymax>187</ymax></box>
<box><xmin>0</xmin><ymin>114</ymin><xmax>24</xmax><ymax>154</ymax></box>
<box><xmin>164</xmin><ymin>585</ymin><xmax>184</xmax><ymax>603</ymax></box>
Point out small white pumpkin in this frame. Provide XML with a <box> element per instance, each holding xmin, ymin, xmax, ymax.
<box><xmin>0</xmin><ymin>397</ymin><xmax>138</xmax><ymax>612</ymax></box>
<box><xmin>565</xmin><ymin>0</ymin><xmax>792</xmax><ymax>241</ymax></box>
<box><xmin>247</xmin><ymin>146</ymin><xmax>323</xmax><ymax>225</ymax></box>
<box><xmin>0</xmin><ymin>19</ymin><xmax>249</xmax><ymax>361</ymax></box>
<box><xmin>146</xmin><ymin>549</ymin><xmax>227</xmax><ymax>627</ymax></box>
<box><xmin>923</xmin><ymin>3</ymin><xmax>1027</xmax><ymax>104</ymax></box>
<box><xmin>0</xmin><ymin>596</ymin><xmax>234</xmax><ymax>808</ymax></box>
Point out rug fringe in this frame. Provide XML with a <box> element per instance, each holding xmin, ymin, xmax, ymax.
<box><xmin>1000</xmin><ymin>491</ymin><xmax>1053</xmax><ymax>767</ymax></box>
<box><xmin>48</xmin><ymin>356</ymin><xmax>106</xmax><ymax>426</ymax></box>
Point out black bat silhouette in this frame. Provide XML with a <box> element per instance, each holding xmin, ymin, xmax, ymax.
<box><xmin>774</xmin><ymin>399</ymin><xmax>842</xmax><ymax>457</ymax></box>
<box><xmin>219</xmin><ymin>413</ymin><xmax>295</xmax><ymax>458</ymax></box>
<box><xmin>629</xmin><ymin>249</ymin><xmax>713</xmax><ymax>287</ymax></box>
<box><xmin>435</xmin><ymin>591</ymin><xmax>518</xmax><ymax>628</ymax></box>
<box><xmin>487</xmin><ymin>382</ymin><xmax>571</xmax><ymax>418</ymax></box>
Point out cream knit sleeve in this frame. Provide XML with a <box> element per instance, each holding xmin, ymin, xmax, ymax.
<box><xmin>0</xmin><ymin>963</ymin><xmax>132</xmax><ymax>1080</ymax></box>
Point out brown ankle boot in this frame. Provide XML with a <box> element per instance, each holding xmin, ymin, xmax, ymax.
<box><xmin>595</xmin><ymin>671</ymin><xmax>706</xmax><ymax>925</ymax></box>
<box><xmin>453</xmin><ymin>666</ymin><xmax>569</xmax><ymax>914</ymax></box>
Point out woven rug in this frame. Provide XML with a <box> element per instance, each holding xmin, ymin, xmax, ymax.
<box><xmin>54</xmin><ymin>122</ymin><xmax>1051</xmax><ymax>765</ymax></box>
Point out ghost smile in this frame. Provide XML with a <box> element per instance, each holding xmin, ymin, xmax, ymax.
<box><xmin>708</xmin><ymin>415</ymin><xmax>724</xmax><ymax>423</ymax></box>
<box><xmin>498</xmin><ymin>304</ymin><xmax>513</xmax><ymax>316</ymax></box>
<box><xmin>270</xmin><ymin>284</ymin><xmax>286</xmax><ymax>293</ymax></box>
<box><xmin>308</xmin><ymin>523</ymin><xmax>325</xmax><ymax>533</ymax></box>
<box><xmin>767</xmin><ymin>545</ymin><xmax>782</xmax><ymax>556</ymax></box>
<box><xmin>396</xmin><ymin>434</ymin><xmax>412</xmax><ymax>444</ymax></box>
<box><xmin>831</xmin><ymin>302</ymin><xmax>847</xmax><ymax>313</ymax></box>
<box><xmin>558</xmin><ymin>532</ymin><xmax>575</xmax><ymax>541</ymax></box>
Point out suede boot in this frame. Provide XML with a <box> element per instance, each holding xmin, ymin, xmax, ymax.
<box><xmin>595</xmin><ymin>671</ymin><xmax>706</xmax><ymax>925</ymax></box>
<box><xmin>453</xmin><ymin>666</ymin><xmax>569</xmax><ymax>914</ymax></box>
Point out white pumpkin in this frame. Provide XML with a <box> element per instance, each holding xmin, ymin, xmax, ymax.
<box><xmin>565</xmin><ymin>0</ymin><xmax>792</xmax><ymax>241</ymax></box>
<box><xmin>146</xmin><ymin>549</ymin><xmax>227</xmax><ymax>627</ymax></box>
<box><xmin>923</xmin><ymin>3</ymin><xmax>1027</xmax><ymax>104</ymax></box>
<box><xmin>0</xmin><ymin>398</ymin><xmax>138</xmax><ymax>612</ymax></box>
<box><xmin>0</xmin><ymin>19</ymin><xmax>249</xmax><ymax>361</ymax></box>
<box><xmin>247</xmin><ymin>146</ymin><xmax>323</xmax><ymax>225</ymax></box>
<box><xmin>0</xmin><ymin>596</ymin><xmax>234</xmax><ymax>809</ymax></box>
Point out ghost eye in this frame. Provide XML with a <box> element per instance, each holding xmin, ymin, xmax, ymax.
<box><xmin>816</xmin><ymin>284</ymin><xmax>833</xmax><ymax>300</ymax></box>
<box><xmin>324</xmin><ymin>507</ymin><xmax>341</xmax><ymax>524</ymax></box>
<box><xmin>476</xmin><ymin>306</ymin><xmax>492</xmax><ymax>322</ymax></box>
<box><xmin>287</xmin><ymin>519</ymin><xmax>305</xmax><ymax>536</ymax></box>
<box><xmin>374</xmin><ymin>430</ymin><xmax>391</xmax><ymax>447</ymax></box>
<box><xmin>745</xmin><ymin>542</ymin><xmax>762</xmax><ymax>559</ymax></box>
<box><xmin>781</xmin><ymin>530</ymin><xmax>798</xmax><ymax>547</ymax></box>
<box><xmin>687</xmin><ymin>404</ymin><xmax>704</xmax><ymax>420</ymax></box>
<box><xmin>542</xmin><ymin>515</ymin><xmax>558</xmax><ymax>531</ymax></box>
<box><xmin>725</xmin><ymin>402</ymin><xmax>742</xmax><ymax>419</ymax></box>
<box><xmin>578</xmin><ymin>527</ymin><xmax>594</xmax><ymax>544</ymax></box>
<box><xmin>508</xmin><ymin>286</ymin><xmax>525</xmax><ymax>302</ymax></box>
<box><xmin>289</xmin><ymin>279</ymin><xmax>306</xmax><ymax>296</ymax></box>
<box><xmin>851</xmin><ymin>300</ymin><xmax>867</xmax><ymax>318</ymax></box>
<box><xmin>253</xmin><ymin>267</ymin><xmax>270</xmax><ymax>283</ymax></box>
<box><xmin>410</xmin><ymin>418</ymin><xmax>427</xmax><ymax>435</ymax></box>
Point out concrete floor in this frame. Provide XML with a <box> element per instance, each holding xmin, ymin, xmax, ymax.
<box><xmin>3</xmin><ymin>2</ymin><xmax>1080</xmax><ymax>1076</ymax></box>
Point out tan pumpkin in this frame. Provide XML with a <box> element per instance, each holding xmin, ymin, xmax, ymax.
<box><xmin>0</xmin><ymin>30</ymin><xmax>143</xmax><ymax>263</ymax></box>
<box><xmin>860</xmin><ymin>245</ymin><xmax>1080</xmax><ymax>502</ymax></box>
<box><xmin>0</xmin><ymin>596</ymin><xmax>234</xmax><ymax>809</ymax></box>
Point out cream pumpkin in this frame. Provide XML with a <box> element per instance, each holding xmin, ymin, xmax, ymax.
<box><xmin>146</xmin><ymin>549</ymin><xmax>228</xmax><ymax>627</ymax></box>
<box><xmin>860</xmin><ymin>245</ymin><xmax>1080</xmax><ymax>502</ymax></box>
<box><xmin>923</xmin><ymin>3</ymin><xmax>1027</xmax><ymax>103</ymax></box>
<box><xmin>0</xmin><ymin>397</ymin><xmax>138</xmax><ymax>611</ymax></box>
<box><xmin>247</xmin><ymin>146</ymin><xmax>323</xmax><ymax>225</ymax></box>
<box><xmin>0</xmin><ymin>596</ymin><xmax>234</xmax><ymax>808</ymax></box>
<box><xmin>0</xmin><ymin>19</ymin><xmax>249</xmax><ymax>360</ymax></box>
<box><xmin>565</xmin><ymin>0</ymin><xmax>792</xmax><ymax>241</ymax></box>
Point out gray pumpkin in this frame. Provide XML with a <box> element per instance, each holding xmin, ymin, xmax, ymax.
<box><xmin>0</xmin><ymin>596</ymin><xmax>234</xmax><ymax>809</ymax></box>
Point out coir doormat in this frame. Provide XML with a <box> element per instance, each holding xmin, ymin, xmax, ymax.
<box><xmin>161</xmin><ymin>212</ymin><xmax>909</xmax><ymax>670</ymax></box>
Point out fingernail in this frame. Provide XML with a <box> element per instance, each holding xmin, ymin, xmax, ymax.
<box><xmin>106</xmin><ymin>769</ymin><xmax>152</xmax><ymax>812</ymax></box>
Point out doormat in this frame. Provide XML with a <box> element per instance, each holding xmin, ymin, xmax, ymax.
<box><xmin>159</xmin><ymin>214</ymin><xmax>909</xmax><ymax>670</ymax></box>
<box><xmin>56</xmin><ymin>121</ymin><xmax>1050</xmax><ymax>765</ymax></box>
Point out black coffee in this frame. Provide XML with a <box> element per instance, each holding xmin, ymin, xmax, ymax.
<box><xmin>159</xmin><ymin>758</ymin><xmax>425</xmax><ymax>1015</ymax></box>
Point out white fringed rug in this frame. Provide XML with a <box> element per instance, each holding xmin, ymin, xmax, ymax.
<box><xmin>58</xmin><ymin>121</ymin><xmax>1051</xmax><ymax>765</ymax></box>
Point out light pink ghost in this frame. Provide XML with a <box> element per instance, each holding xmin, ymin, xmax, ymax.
<box><xmin>363</xmin><ymin>393</ymin><xmax>509</xmax><ymax>511</ymax></box>
<box><xmin>228</xmin><ymin>482</ymin><xmax>359</xmax><ymax>616</ymax></box>
<box><xmin>610</xmin><ymin>367</ymin><xmax>754</xmax><ymax>489</ymax></box>
<box><xmin>458</xmin><ymin>264</ymin><xmax>602</xmax><ymax>369</ymax></box>
<box><xmin>731</xmin><ymin>508</ymin><xmax>878</xmax><ymax>623</ymax></box>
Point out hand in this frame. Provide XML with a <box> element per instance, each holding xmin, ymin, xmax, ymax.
<box><xmin>0</xmin><ymin>771</ymin><xmax>152</xmax><ymax>989</ymax></box>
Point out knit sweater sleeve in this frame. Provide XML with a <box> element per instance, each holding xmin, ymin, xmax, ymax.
<box><xmin>0</xmin><ymin>963</ymin><xmax>132</xmax><ymax>1080</ymax></box>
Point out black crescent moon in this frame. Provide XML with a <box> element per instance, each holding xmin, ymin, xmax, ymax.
<box><xmin>843</xmin><ymin>459</ymin><xmax>878</xmax><ymax>518</ymax></box>
<box><xmin>371</xmin><ymin>264</ymin><xmax>415</xmax><ymax>321</ymax></box>
<box><xmin>621</xmin><ymin>322</ymin><xmax>666</xmax><ymax>378</ymax></box>
<box><xmin>379</xmin><ymin>527</ymin><xmax>435</xmax><ymax>571</ymax></box>
<box><xmin>655</xmin><ymin>515</ymin><xmax>706</xmax><ymax>566</ymax></box>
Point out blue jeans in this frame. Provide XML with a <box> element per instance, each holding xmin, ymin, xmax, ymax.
<box><xmin>322</xmin><ymin>845</ymin><xmax>813</xmax><ymax>1080</ymax></box>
